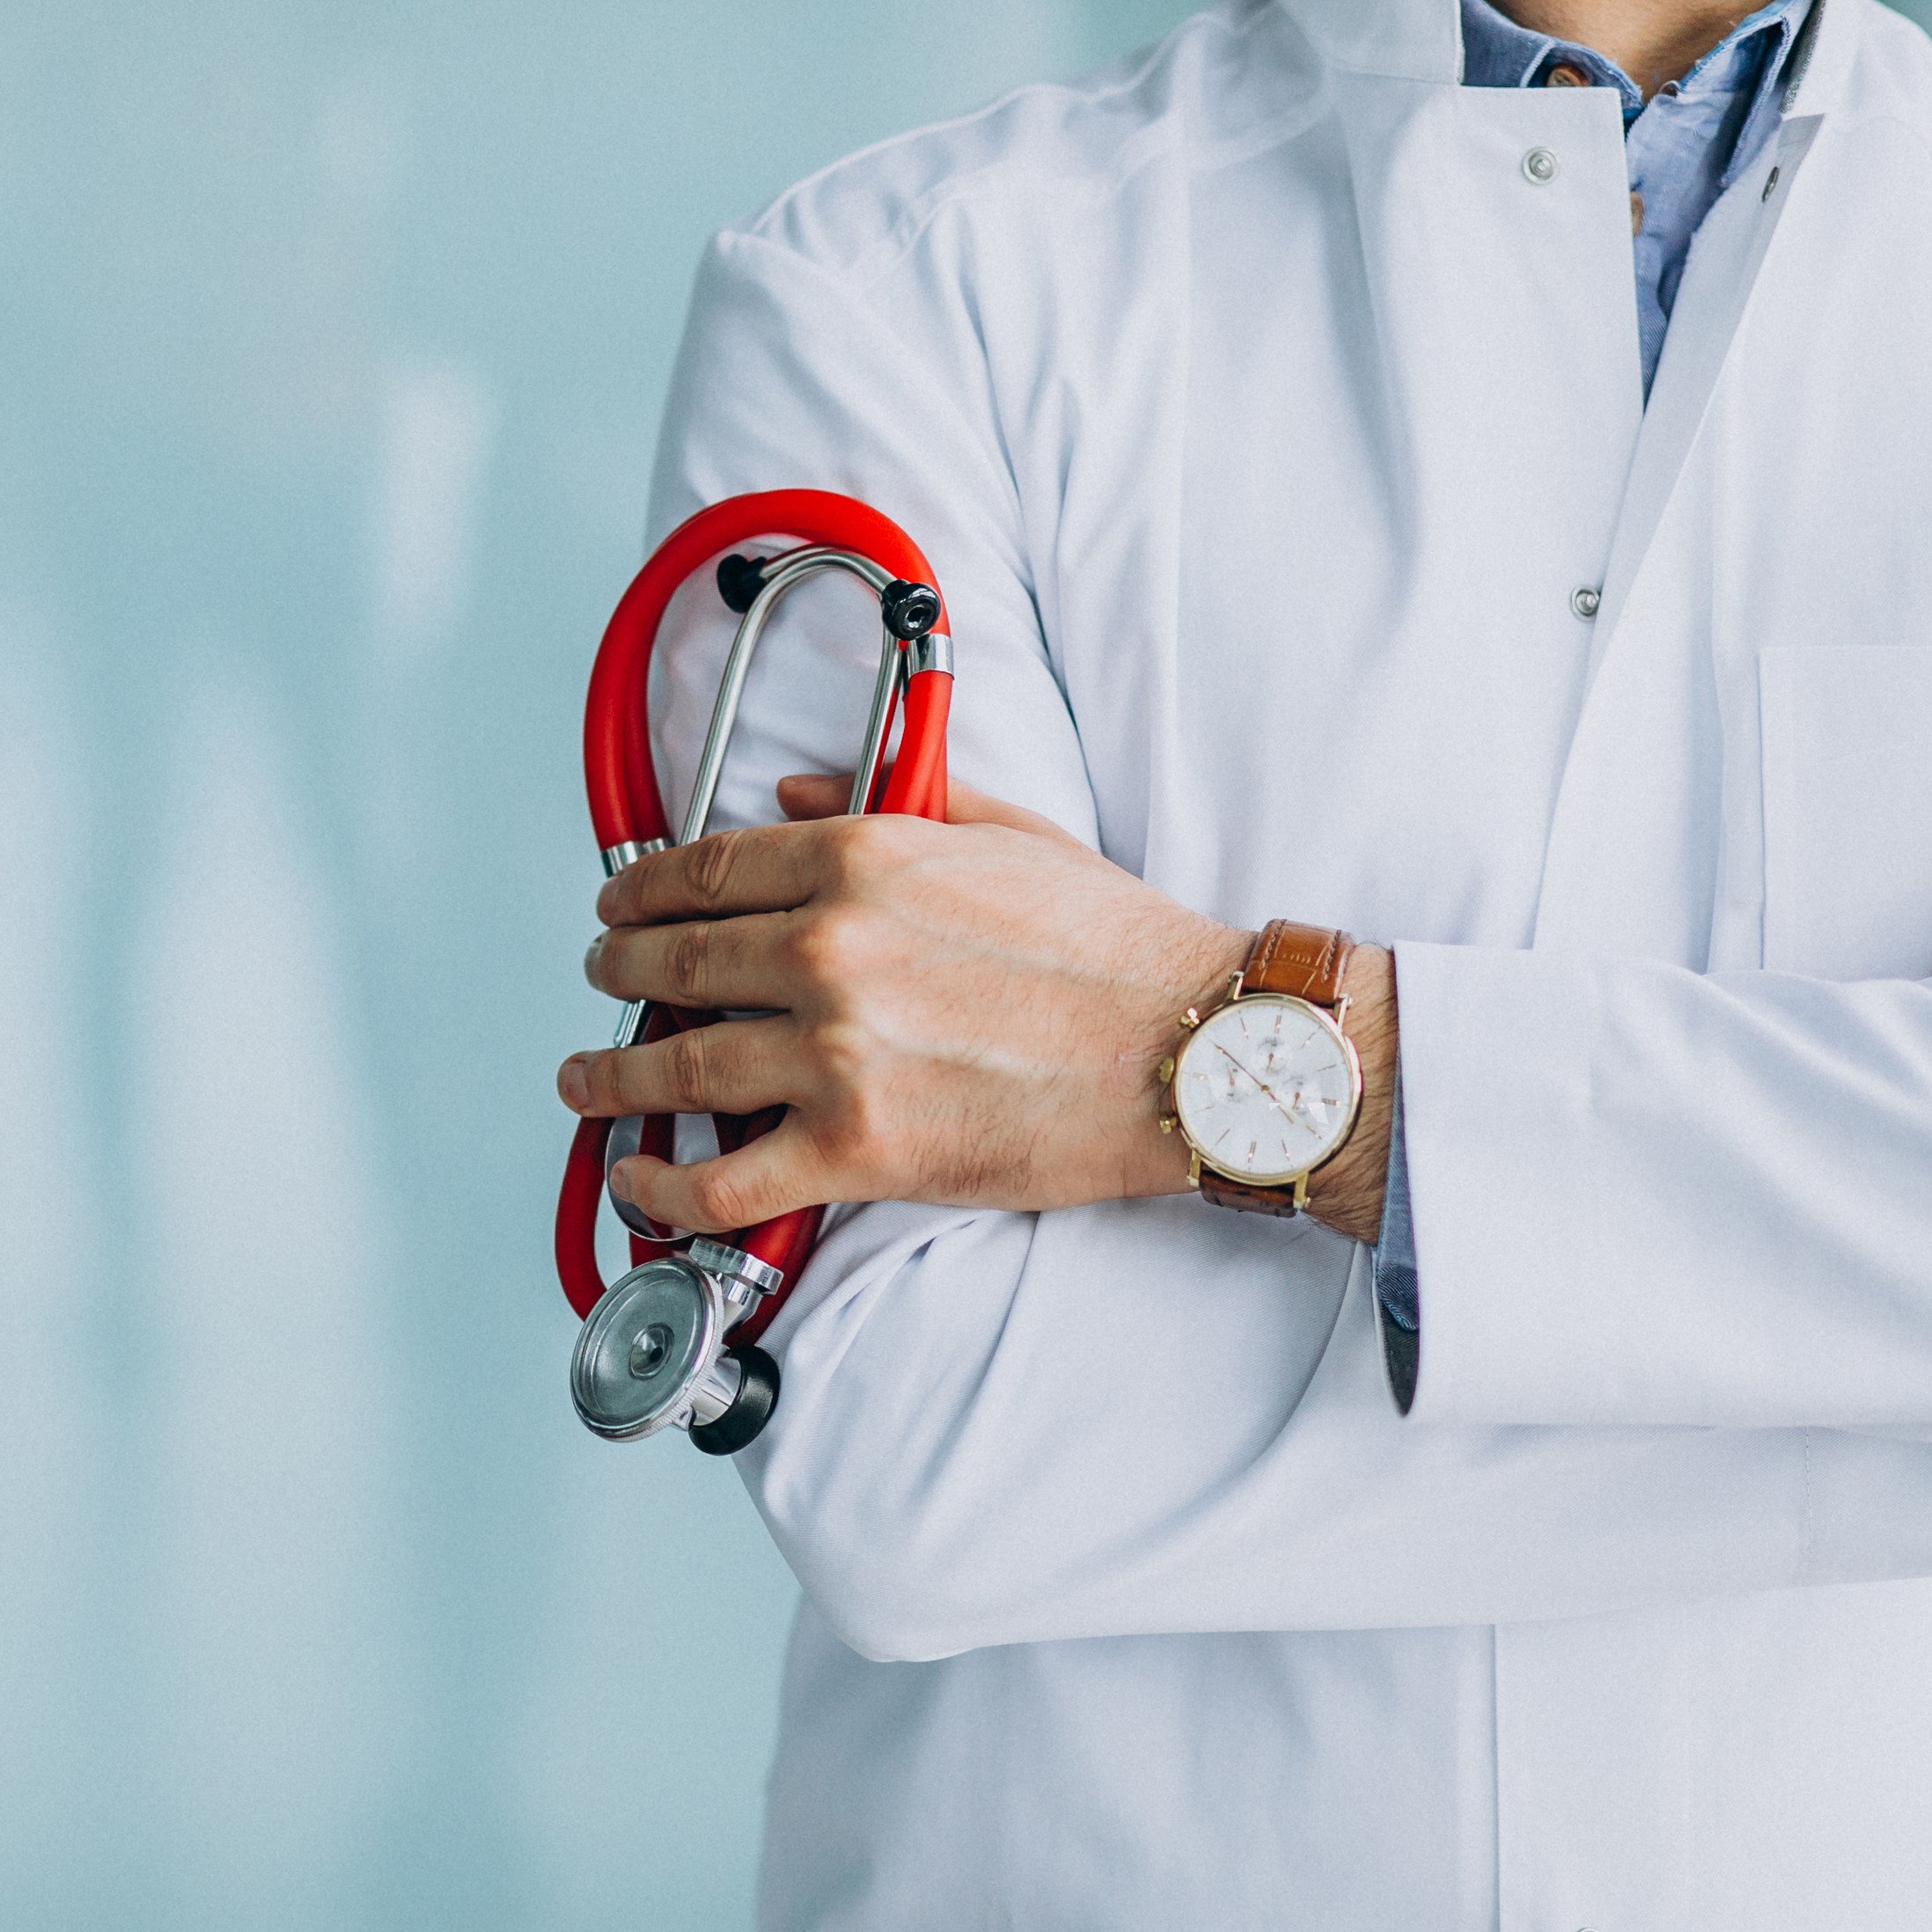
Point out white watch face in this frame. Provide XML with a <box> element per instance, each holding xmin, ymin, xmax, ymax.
<box><xmin>1173</xmin><ymin>995</ymin><xmax>1360</xmax><ymax>1185</ymax></box>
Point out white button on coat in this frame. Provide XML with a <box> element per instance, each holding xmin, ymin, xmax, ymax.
<box><xmin>643</xmin><ymin>0</ymin><xmax>1932</xmax><ymax>1925</ymax></box>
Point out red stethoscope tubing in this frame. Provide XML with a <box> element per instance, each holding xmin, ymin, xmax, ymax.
<box><xmin>556</xmin><ymin>490</ymin><xmax>951</xmax><ymax>1341</ymax></box>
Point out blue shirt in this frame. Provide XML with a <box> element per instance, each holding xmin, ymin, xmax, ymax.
<box><xmin>1371</xmin><ymin>0</ymin><xmax>1813</xmax><ymax>1407</ymax></box>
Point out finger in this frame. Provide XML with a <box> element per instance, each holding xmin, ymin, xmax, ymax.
<box><xmin>610</xmin><ymin>1117</ymin><xmax>832</xmax><ymax>1234</ymax></box>
<box><xmin>556</xmin><ymin>1016</ymin><xmax>796</xmax><ymax>1119</ymax></box>
<box><xmin>941</xmin><ymin>777</ymin><xmax>1085</xmax><ymax>843</ymax></box>
<box><xmin>775</xmin><ymin>768</ymin><xmax>1084</xmax><ymax>845</ymax></box>
<box><xmin>586</xmin><ymin>909</ymin><xmax>803</xmax><ymax>1009</ymax></box>
<box><xmin>775</xmin><ymin>772</ymin><xmax>851</xmax><ymax>822</ymax></box>
<box><xmin>598</xmin><ymin>819</ymin><xmax>843</xmax><ymax>927</ymax></box>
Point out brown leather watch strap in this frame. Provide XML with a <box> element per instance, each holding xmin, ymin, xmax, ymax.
<box><xmin>1197</xmin><ymin>1172</ymin><xmax>1307</xmax><ymax>1216</ymax></box>
<box><xmin>1196</xmin><ymin>922</ymin><xmax>1357</xmax><ymax>1218</ymax></box>
<box><xmin>1241</xmin><ymin>920</ymin><xmax>1355</xmax><ymax>1007</ymax></box>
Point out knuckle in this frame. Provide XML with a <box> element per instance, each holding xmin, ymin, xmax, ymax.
<box><xmin>859</xmin><ymin>810</ymin><xmax>921</xmax><ymax>863</ymax></box>
<box><xmin>821</xmin><ymin>813</ymin><xmax>890</xmax><ymax>887</ymax></box>
<box><xmin>810</xmin><ymin>1015</ymin><xmax>874</xmax><ymax>1087</ymax></box>
<box><xmin>665</xmin><ymin>922</ymin><xmax>712</xmax><ymax>1003</ymax></box>
<box><xmin>790</xmin><ymin>907</ymin><xmax>867</xmax><ymax>985</ymax></box>
<box><xmin>682</xmin><ymin>831</ymin><xmax>739</xmax><ymax>912</ymax></box>
<box><xmin>687</xmin><ymin>1165</ymin><xmax>753</xmax><ymax>1230</ymax></box>
<box><xmin>661</xmin><ymin>1029</ymin><xmax>710</xmax><ymax>1113</ymax></box>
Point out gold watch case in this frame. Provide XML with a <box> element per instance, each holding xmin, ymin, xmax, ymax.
<box><xmin>1157</xmin><ymin>980</ymin><xmax>1363</xmax><ymax>1193</ymax></box>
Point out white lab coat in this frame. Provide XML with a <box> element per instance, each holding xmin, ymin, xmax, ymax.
<box><xmin>644</xmin><ymin>0</ymin><xmax>1932</xmax><ymax>1923</ymax></box>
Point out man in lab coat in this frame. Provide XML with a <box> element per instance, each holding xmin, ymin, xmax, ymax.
<box><xmin>560</xmin><ymin>0</ymin><xmax>1932</xmax><ymax>1922</ymax></box>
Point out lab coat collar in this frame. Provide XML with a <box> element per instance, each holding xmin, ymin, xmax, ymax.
<box><xmin>1278</xmin><ymin>0</ymin><xmax>1855</xmax><ymax>109</ymax></box>
<box><xmin>1779</xmin><ymin>0</ymin><xmax>1854</xmax><ymax>119</ymax></box>
<box><xmin>1276</xmin><ymin>0</ymin><xmax>1461</xmax><ymax>84</ymax></box>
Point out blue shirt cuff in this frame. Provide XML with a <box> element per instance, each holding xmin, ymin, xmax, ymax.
<box><xmin>1371</xmin><ymin>1059</ymin><xmax>1421</xmax><ymax>1412</ymax></box>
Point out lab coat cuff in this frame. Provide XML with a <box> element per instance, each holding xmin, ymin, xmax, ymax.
<box><xmin>1388</xmin><ymin>939</ymin><xmax>1601</xmax><ymax>1426</ymax></box>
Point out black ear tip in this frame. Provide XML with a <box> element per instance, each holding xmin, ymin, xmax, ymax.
<box><xmin>717</xmin><ymin>554</ymin><xmax>772</xmax><ymax>614</ymax></box>
<box><xmin>880</xmin><ymin>579</ymin><xmax>942</xmax><ymax>640</ymax></box>
<box><xmin>689</xmin><ymin>1344</ymin><xmax>782</xmax><ymax>1456</ymax></box>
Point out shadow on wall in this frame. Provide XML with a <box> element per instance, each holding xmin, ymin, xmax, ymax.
<box><xmin>0</xmin><ymin>2</ymin><xmax>1196</xmax><ymax>1929</ymax></box>
<box><xmin>7</xmin><ymin>0</ymin><xmax>1930</xmax><ymax>1925</ymax></box>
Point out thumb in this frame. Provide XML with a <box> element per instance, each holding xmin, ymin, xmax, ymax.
<box><xmin>775</xmin><ymin>772</ymin><xmax>852</xmax><ymax>821</ymax></box>
<box><xmin>776</xmin><ymin>769</ymin><xmax>1083</xmax><ymax>844</ymax></box>
<box><xmin>939</xmin><ymin>776</ymin><xmax>1084</xmax><ymax>844</ymax></box>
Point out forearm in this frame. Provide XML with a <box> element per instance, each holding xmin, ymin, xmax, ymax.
<box><xmin>1304</xmin><ymin>944</ymin><xmax>1398</xmax><ymax>1244</ymax></box>
<box><xmin>749</xmin><ymin>1189</ymin><xmax>1932</xmax><ymax>1658</ymax></box>
<box><xmin>1397</xmin><ymin>942</ymin><xmax>1932</xmax><ymax>1429</ymax></box>
<box><xmin>741</xmin><ymin>938</ymin><xmax>1932</xmax><ymax>1652</ymax></box>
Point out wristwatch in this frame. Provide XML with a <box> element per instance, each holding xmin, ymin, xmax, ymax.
<box><xmin>1158</xmin><ymin>921</ymin><xmax>1363</xmax><ymax>1216</ymax></box>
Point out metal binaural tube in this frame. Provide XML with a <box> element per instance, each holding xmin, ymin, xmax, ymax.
<box><xmin>847</xmin><ymin>625</ymin><xmax>907</xmax><ymax>816</ymax></box>
<box><xmin>680</xmin><ymin>547</ymin><xmax>900</xmax><ymax>848</ymax></box>
<box><xmin>601</xmin><ymin>834</ymin><xmax>669</xmax><ymax>878</ymax></box>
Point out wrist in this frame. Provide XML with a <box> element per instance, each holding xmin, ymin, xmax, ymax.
<box><xmin>1305</xmin><ymin>943</ymin><xmax>1397</xmax><ymax>1243</ymax></box>
<box><xmin>1128</xmin><ymin>925</ymin><xmax>1256</xmax><ymax>1198</ymax></box>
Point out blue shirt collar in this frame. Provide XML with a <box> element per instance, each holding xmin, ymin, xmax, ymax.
<box><xmin>1459</xmin><ymin>0</ymin><xmax>1809</xmax><ymax>124</ymax></box>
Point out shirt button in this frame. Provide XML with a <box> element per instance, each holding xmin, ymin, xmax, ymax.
<box><xmin>1523</xmin><ymin>146</ymin><xmax>1561</xmax><ymax>184</ymax></box>
<box><xmin>1572</xmin><ymin>585</ymin><xmax>1602</xmax><ymax>620</ymax></box>
<box><xmin>1544</xmin><ymin>61</ymin><xmax>1590</xmax><ymax>87</ymax></box>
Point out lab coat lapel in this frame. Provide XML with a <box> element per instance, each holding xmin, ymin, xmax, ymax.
<box><xmin>1326</xmin><ymin>68</ymin><xmax>1640</xmax><ymax>529</ymax></box>
<box><xmin>1583</xmin><ymin>116</ymin><xmax>1822</xmax><ymax>657</ymax></box>
<box><xmin>1530</xmin><ymin>1</ymin><xmax>1856</xmax><ymax>961</ymax></box>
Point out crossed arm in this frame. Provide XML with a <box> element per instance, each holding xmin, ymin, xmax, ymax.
<box><xmin>557</xmin><ymin>770</ymin><xmax>1399</xmax><ymax>1245</ymax></box>
<box><xmin>552</xmin><ymin>775</ymin><xmax>1932</xmax><ymax>1656</ymax></box>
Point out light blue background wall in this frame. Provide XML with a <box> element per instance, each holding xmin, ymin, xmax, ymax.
<box><xmin>5</xmin><ymin>3</ymin><xmax>1929</xmax><ymax>1928</ymax></box>
<box><xmin>0</xmin><ymin>4</ymin><xmax>1193</xmax><ymax>1928</ymax></box>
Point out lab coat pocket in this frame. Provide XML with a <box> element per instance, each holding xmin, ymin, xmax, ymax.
<box><xmin>1759</xmin><ymin>645</ymin><xmax>1932</xmax><ymax>980</ymax></box>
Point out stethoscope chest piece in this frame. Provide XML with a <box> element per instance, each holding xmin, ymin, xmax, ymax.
<box><xmin>570</xmin><ymin>1255</ymin><xmax>781</xmax><ymax>1453</ymax></box>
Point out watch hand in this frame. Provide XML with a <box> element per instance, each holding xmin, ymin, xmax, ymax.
<box><xmin>1216</xmin><ymin>1042</ymin><xmax>1335</xmax><ymax>1145</ymax></box>
<box><xmin>1210</xmin><ymin>1040</ymin><xmax>1298</xmax><ymax>1126</ymax></box>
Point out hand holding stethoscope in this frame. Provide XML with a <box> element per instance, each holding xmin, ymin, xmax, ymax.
<box><xmin>555</xmin><ymin>490</ymin><xmax>956</xmax><ymax>1450</ymax></box>
<box><xmin>555</xmin><ymin>492</ymin><xmax>1397</xmax><ymax>1452</ymax></box>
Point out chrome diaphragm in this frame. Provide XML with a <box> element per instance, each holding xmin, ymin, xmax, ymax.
<box><xmin>571</xmin><ymin>1257</ymin><xmax>719</xmax><ymax>1441</ymax></box>
<box><xmin>569</xmin><ymin>1255</ymin><xmax>780</xmax><ymax>1453</ymax></box>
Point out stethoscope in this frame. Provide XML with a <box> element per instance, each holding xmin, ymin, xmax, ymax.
<box><xmin>556</xmin><ymin>490</ymin><xmax>951</xmax><ymax>1451</ymax></box>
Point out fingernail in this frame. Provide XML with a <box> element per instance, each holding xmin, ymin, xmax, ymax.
<box><xmin>607</xmin><ymin>1160</ymin><xmax>633</xmax><ymax>1206</ymax></box>
<box><xmin>558</xmin><ymin>1055</ymin><xmax>591</xmax><ymax>1110</ymax></box>
<box><xmin>583</xmin><ymin>933</ymin><xmax>605</xmax><ymax>981</ymax></box>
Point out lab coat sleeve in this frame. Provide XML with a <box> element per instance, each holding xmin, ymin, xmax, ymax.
<box><xmin>1398</xmin><ymin>945</ymin><xmax>1932</xmax><ymax>1433</ymax></box>
<box><xmin>644</xmin><ymin>226</ymin><xmax>1932</xmax><ymax>1661</ymax></box>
